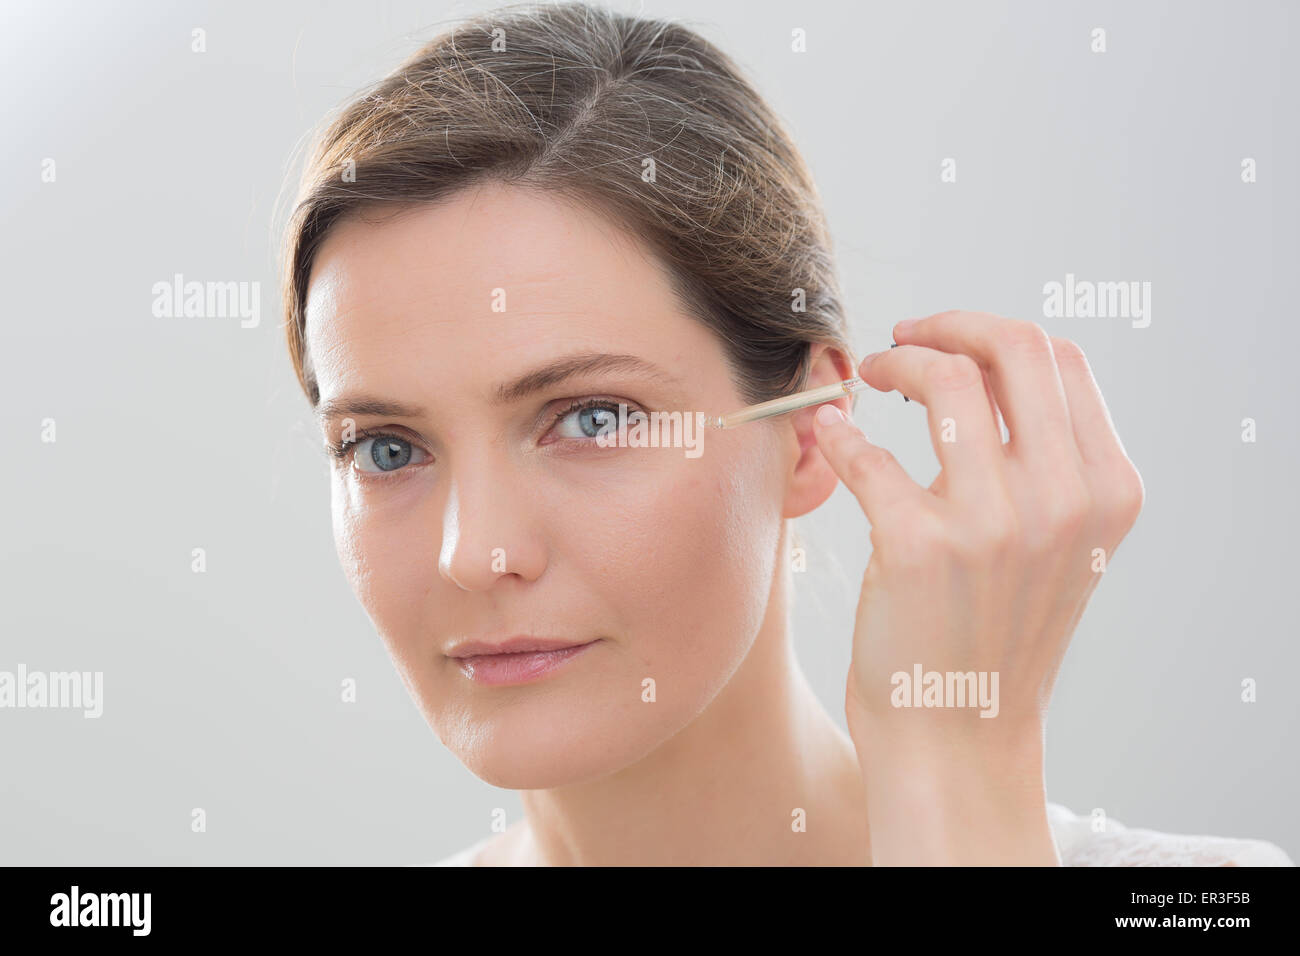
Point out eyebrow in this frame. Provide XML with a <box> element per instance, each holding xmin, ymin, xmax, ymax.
<box><xmin>315</xmin><ymin>352</ymin><xmax>680</xmax><ymax>424</ymax></box>
<box><xmin>493</xmin><ymin>352</ymin><xmax>680</xmax><ymax>404</ymax></box>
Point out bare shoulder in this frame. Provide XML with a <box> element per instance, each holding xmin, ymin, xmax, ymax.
<box><xmin>1047</xmin><ymin>802</ymin><xmax>1295</xmax><ymax>867</ymax></box>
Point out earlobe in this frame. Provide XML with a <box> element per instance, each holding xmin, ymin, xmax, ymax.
<box><xmin>781</xmin><ymin>344</ymin><xmax>856</xmax><ymax>518</ymax></box>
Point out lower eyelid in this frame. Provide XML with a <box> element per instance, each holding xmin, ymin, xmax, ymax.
<box><xmin>350</xmin><ymin>435</ymin><xmax>431</xmax><ymax>474</ymax></box>
<box><xmin>547</xmin><ymin>400</ymin><xmax>644</xmax><ymax>443</ymax></box>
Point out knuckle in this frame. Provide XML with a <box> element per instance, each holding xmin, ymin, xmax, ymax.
<box><xmin>925</xmin><ymin>353</ymin><xmax>983</xmax><ymax>392</ymax></box>
<box><xmin>1043</xmin><ymin>480</ymin><xmax>1091</xmax><ymax>538</ymax></box>
<box><xmin>959</xmin><ymin>503</ymin><xmax>1020</xmax><ymax>559</ymax></box>
<box><xmin>1050</xmin><ymin>336</ymin><xmax>1088</xmax><ymax>368</ymax></box>
<box><xmin>1110</xmin><ymin>459</ymin><xmax>1146</xmax><ymax>526</ymax></box>
<box><xmin>999</xmin><ymin>319</ymin><xmax>1053</xmax><ymax>358</ymax></box>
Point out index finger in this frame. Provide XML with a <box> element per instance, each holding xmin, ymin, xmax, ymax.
<box><xmin>894</xmin><ymin>311</ymin><xmax>1081</xmax><ymax>470</ymax></box>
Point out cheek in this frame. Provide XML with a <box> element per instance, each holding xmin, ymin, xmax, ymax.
<box><xmin>326</xmin><ymin>440</ymin><xmax>786</xmax><ymax>788</ymax></box>
<box><xmin>551</xmin><ymin>442</ymin><xmax>781</xmax><ymax>686</ymax></box>
<box><xmin>330</xmin><ymin>472</ymin><xmax>432</xmax><ymax>654</ymax></box>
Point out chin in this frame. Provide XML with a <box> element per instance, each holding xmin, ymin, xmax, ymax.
<box><xmin>428</xmin><ymin>689</ymin><xmax>673</xmax><ymax>791</ymax></box>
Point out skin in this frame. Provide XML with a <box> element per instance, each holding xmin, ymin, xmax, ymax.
<box><xmin>303</xmin><ymin>181</ymin><xmax>1142</xmax><ymax>865</ymax></box>
<box><xmin>821</xmin><ymin>315</ymin><xmax>1144</xmax><ymax>864</ymax></box>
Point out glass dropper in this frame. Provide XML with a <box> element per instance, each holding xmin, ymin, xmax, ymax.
<box><xmin>706</xmin><ymin>377</ymin><xmax>869</xmax><ymax>429</ymax></box>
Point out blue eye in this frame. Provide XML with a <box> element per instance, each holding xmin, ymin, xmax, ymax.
<box><xmin>553</xmin><ymin>401</ymin><xmax>622</xmax><ymax>440</ymax></box>
<box><xmin>353</xmin><ymin>435</ymin><xmax>427</xmax><ymax>473</ymax></box>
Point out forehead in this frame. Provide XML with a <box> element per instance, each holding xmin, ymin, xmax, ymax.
<box><xmin>302</xmin><ymin>183</ymin><xmax>704</xmax><ymax>403</ymax></box>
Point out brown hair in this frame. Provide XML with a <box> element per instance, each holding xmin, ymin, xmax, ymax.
<box><xmin>281</xmin><ymin>0</ymin><xmax>853</xmax><ymax>408</ymax></box>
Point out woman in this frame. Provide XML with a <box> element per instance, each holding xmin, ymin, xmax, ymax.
<box><xmin>280</xmin><ymin>1</ymin><xmax>1291</xmax><ymax>866</ymax></box>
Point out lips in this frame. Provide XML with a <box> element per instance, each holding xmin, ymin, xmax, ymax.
<box><xmin>447</xmin><ymin>636</ymin><xmax>601</xmax><ymax>686</ymax></box>
<box><xmin>446</xmin><ymin>636</ymin><xmax>595</xmax><ymax>658</ymax></box>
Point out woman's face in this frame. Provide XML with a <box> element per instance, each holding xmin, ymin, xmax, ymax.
<box><xmin>304</xmin><ymin>182</ymin><xmax>788</xmax><ymax>788</ymax></box>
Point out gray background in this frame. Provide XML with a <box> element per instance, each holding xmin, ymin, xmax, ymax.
<box><xmin>1</xmin><ymin>0</ymin><xmax>1295</xmax><ymax>864</ymax></box>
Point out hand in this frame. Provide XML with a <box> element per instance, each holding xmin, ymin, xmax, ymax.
<box><xmin>812</xmin><ymin>310</ymin><xmax>1145</xmax><ymax>864</ymax></box>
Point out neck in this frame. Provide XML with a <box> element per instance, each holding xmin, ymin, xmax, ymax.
<box><xmin>511</xmin><ymin>527</ymin><xmax>871</xmax><ymax>866</ymax></box>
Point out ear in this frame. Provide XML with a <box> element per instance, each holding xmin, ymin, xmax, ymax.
<box><xmin>782</xmin><ymin>343</ymin><xmax>857</xmax><ymax>519</ymax></box>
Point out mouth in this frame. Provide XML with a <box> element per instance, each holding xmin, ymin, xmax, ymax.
<box><xmin>446</xmin><ymin>637</ymin><xmax>601</xmax><ymax>686</ymax></box>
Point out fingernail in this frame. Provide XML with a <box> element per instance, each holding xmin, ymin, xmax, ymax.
<box><xmin>815</xmin><ymin>403</ymin><xmax>845</xmax><ymax>426</ymax></box>
<box><xmin>860</xmin><ymin>350</ymin><xmax>885</xmax><ymax>370</ymax></box>
<box><xmin>895</xmin><ymin>318</ymin><xmax>919</xmax><ymax>335</ymax></box>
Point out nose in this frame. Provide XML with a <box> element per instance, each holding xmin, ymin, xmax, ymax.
<box><xmin>437</xmin><ymin>456</ymin><xmax>547</xmax><ymax>591</ymax></box>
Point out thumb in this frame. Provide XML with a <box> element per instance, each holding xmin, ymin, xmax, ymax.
<box><xmin>811</xmin><ymin>403</ymin><xmax>921</xmax><ymax>521</ymax></box>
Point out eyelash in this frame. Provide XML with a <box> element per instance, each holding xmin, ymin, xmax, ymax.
<box><xmin>326</xmin><ymin>427</ymin><xmax>403</xmax><ymax>465</ymax></box>
<box><xmin>544</xmin><ymin>398</ymin><xmax>637</xmax><ymax>446</ymax></box>
<box><xmin>325</xmin><ymin>398</ymin><xmax>639</xmax><ymax>470</ymax></box>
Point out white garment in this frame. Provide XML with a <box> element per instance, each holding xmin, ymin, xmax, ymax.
<box><xmin>423</xmin><ymin>802</ymin><xmax>1295</xmax><ymax>866</ymax></box>
<box><xmin>1045</xmin><ymin>803</ymin><xmax>1293</xmax><ymax>866</ymax></box>
<box><xmin>428</xmin><ymin>835</ymin><xmax>493</xmax><ymax>867</ymax></box>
